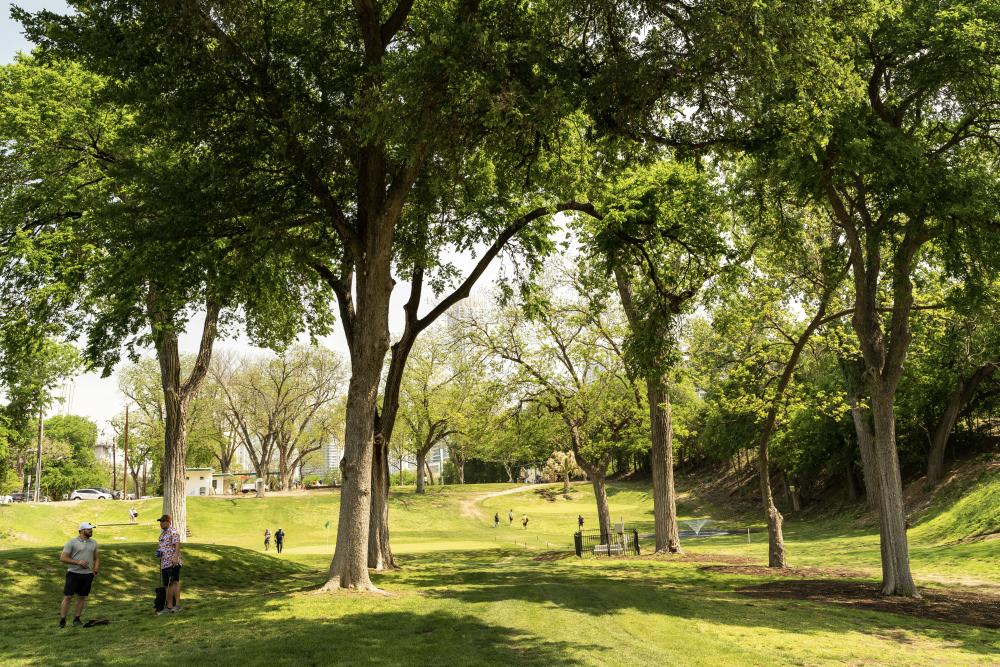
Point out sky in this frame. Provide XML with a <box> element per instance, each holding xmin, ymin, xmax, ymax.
<box><xmin>2</xmin><ymin>2</ymin><xmax>526</xmax><ymax>439</ymax></box>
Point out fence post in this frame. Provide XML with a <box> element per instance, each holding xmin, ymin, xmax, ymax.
<box><xmin>574</xmin><ymin>530</ymin><xmax>583</xmax><ymax>558</ymax></box>
<box><xmin>633</xmin><ymin>528</ymin><xmax>640</xmax><ymax>556</ymax></box>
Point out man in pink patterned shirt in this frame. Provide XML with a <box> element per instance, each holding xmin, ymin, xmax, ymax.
<box><xmin>156</xmin><ymin>514</ymin><xmax>182</xmax><ymax>614</ymax></box>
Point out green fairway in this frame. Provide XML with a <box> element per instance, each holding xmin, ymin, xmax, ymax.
<box><xmin>1</xmin><ymin>473</ymin><xmax>998</xmax><ymax>666</ymax></box>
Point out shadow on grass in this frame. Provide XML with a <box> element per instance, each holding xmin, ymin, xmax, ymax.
<box><xmin>0</xmin><ymin>542</ymin><xmax>315</xmax><ymax>628</ymax></box>
<box><xmin>392</xmin><ymin>550</ymin><xmax>999</xmax><ymax>656</ymax></box>
<box><xmin>5</xmin><ymin>588</ymin><xmax>594</xmax><ymax>666</ymax></box>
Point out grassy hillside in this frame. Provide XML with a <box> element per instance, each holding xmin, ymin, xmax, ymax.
<box><xmin>0</xmin><ymin>469</ymin><xmax>997</xmax><ymax>666</ymax></box>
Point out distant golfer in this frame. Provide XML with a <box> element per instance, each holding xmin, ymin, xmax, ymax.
<box><xmin>128</xmin><ymin>507</ymin><xmax>138</xmax><ymax>524</ymax></box>
<box><xmin>577</xmin><ymin>515</ymin><xmax>584</xmax><ymax>530</ymax></box>
<box><xmin>521</xmin><ymin>514</ymin><xmax>529</xmax><ymax>530</ymax></box>
<box><xmin>275</xmin><ymin>528</ymin><xmax>285</xmax><ymax>554</ymax></box>
<box><xmin>493</xmin><ymin>512</ymin><xmax>500</xmax><ymax>528</ymax></box>
<box><xmin>264</xmin><ymin>529</ymin><xmax>271</xmax><ymax>551</ymax></box>
<box><xmin>157</xmin><ymin>514</ymin><xmax>182</xmax><ymax>613</ymax></box>
<box><xmin>59</xmin><ymin>522</ymin><xmax>99</xmax><ymax>628</ymax></box>
<box><xmin>508</xmin><ymin>509</ymin><xmax>514</xmax><ymax>526</ymax></box>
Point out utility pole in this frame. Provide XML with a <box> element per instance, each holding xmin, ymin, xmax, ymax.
<box><xmin>34</xmin><ymin>404</ymin><xmax>43</xmax><ymax>502</ymax></box>
<box><xmin>123</xmin><ymin>404</ymin><xmax>129</xmax><ymax>500</ymax></box>
<box><xmin>112</xmin><ymin>427</ymin><xmax>117</xmax><ymax>495</ymax></box>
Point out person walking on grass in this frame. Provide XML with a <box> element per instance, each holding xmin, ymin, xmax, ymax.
<box><xmin>521</xmin><ymin>514</ymin><xmax>529</xmax><ymax>530</ymax></box>
<box><xmin>59</xmin><ymin>522</ymin><xmax>99</xmax><ymax>628</ymax></box>
<box><xmin>577</xmin><ymin>514</ymin><xmax>584</xmax><ymax>530</ymax></box>
<box><xmin>128</xmin><ymin>507</ymin><xmax>138</xmax><ymax>524</ymax></box>
<box><xmin>508</xmin><ymin>509</ymin><xmax>514</xmax><ymax>526</ymax></box>
<box><xmin>275</xmin><ymin>528</ymin><xmax>284</xmax><ymax>554</ymax></box>
<box><xmin>157</xmin><ymin>515</ymin><xmax>182</xmax><ymax>614</ymax></box>
<box><xmin>494</xmin><ymin>512</ymin><xmax>500</xmax><ymax>528</ymax></box>
<box><xmin>264</xmin><ymin>529</ymin><xmax>271</xmax><ymax>551</ymax></box>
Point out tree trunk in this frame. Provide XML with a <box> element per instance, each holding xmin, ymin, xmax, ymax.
<box><xmin>279</xmin><ymin>447</ymin><xmax>292</xmax><ymax>491</ymax></box>
<box><xmin>647</xmin><ymin>378</ymin><xmax>681</xmax><ymax>553</ymax></box>
<box><xmin>615</xmin><ymin>268</ymin><xmax>681</xmax><ymax>554</ymax></box>
<box><xmin>592</xmin><ymin>473</ymin><xmax>612</xmax><ymax>544</ymax></box>
<box><xmin>562</xmin><ymin>472</ymin><xmax>570</xmax><ymax>495</ymax></box>
<box><xmin>455</xmin><ymin>458</ymin><xmax>465</xmax><ymax>484</ymax></box>
<box><xmin>845</xmin><ymin>460</ymin><xmax>859</xmax><ymax>502</ymax></box>
<box><xmin>869</xmin><ymin>385</ymin><xmax>917</xmax><ymax>597</ymax></box>
<box><xmin>789</xmin><ymin>483</ymin><xmax>801</xmax><ymax>513</ymax></box>
<box><xmin>416</xmin><ymin>451</ymin><xmax>426</xmax><ymax>494</ymax></box>
<box><xmin>367</xmin><ymin>434</ymin><xmax>394</xmax><ymax>571</ymax></box>
<box><xmin>153</xmin><ymin>318</ymin><xmax>190</xmax><ymax>538</ymax></box>
<box><xmin>927</xmin><ymin>363</ymin><xmax>997</xmax><ymax>486</ymax></box>
<box><xmin>322</xmin><ymin>361</ymin><xmax>382</xmax><ymax>591</ymax></box>
<box><xmin>425</xmin><ymin>458</ymin><xmax>435</xmax><ymax>486</ymax></box>
<box><xmin>149</xmin><ymin>292</ymin><xmax>220</xmax><ymax>542</ymax></box>
<box><xmin>757</xmin><ymin>424</ymin><xmax>786</xmax><ymax>568</ymax></box>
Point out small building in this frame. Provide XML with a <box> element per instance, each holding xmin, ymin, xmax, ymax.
<box><xmin>211</xmin><ymin>471</ymin><xmax>258</xmax><ymax>495</ymax></box>
<box><xmin>184</xmin><ymin>468</ymin><xmax>214</xmax><ymax>497</ymax></box>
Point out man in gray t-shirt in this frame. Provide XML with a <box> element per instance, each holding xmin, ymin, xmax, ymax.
<box><xmin>59</xmin><ymin>522</ymin><xmax>100</xmax><ymax>628</ymax></box>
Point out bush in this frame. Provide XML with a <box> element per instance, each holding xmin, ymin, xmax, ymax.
<box><xmin>391</xmin><ymin>469</ymin><xmax>417</xmax><ymax>486</ymax></box>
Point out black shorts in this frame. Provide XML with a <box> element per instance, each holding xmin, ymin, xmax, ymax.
<box><xmin>64</xmin><ymin>572</ymin><xmax>95</xmax><ymax>597</ymax></box>
<box><xmin>161</xmin><ymin>564</ymin><xmax>182</xmax><ymax>587</ymax></box>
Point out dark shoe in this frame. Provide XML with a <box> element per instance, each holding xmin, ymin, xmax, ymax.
<box><xmin>59</xmin><ymin>617</ymin><xmax>66</xmax><ymax>628</ymax></box>
<box><xmin>73</xmin><ymin>617</ymin><xmax>82</xmax><ymax>627</ymax></box>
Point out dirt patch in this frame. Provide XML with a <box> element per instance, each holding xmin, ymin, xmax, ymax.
<box><xmin>458</xmin><ymin>484</ymin><xmax>552</xmax><ymax>520</ymax></box>
<box><xmin>737</xmin><ymin>579</ymin><xmax>1000</xmax><ymax>629</ymax></box>
<box><xmin>700</xmin><ymin>564</ymin><xmax>872</xmax><ymax>579</ymax></box>
<box><xmin>635</xmin><ymin>552</ymin><xmax>754</xmax><ymax>565</ymax></box>
<box><xmin>533</xmin><ymin>487</ymin><xmax>576</xmax><ymax>502</ymax></box>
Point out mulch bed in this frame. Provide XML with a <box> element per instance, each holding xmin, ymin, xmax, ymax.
<box><xmin>736</xmin><ymin>579</ymin><xmax>1000</xmax><ymax>629</ymax></box>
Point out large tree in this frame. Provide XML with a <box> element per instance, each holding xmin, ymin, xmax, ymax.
<box><xmin>17</xmin><ymin>0</ymin><xmax>602</xmax><ymax>590</ymax></box>
<box><xmin>464</xmin><ymin>273</ymin><xmax>648</xmax><ymax>541</ymax></box>
<box><xmin>579</xmin><ymin>157</ymin><xmax>736</xmax><ymax>554</ymax></box>
<box><xmin>759</xmin><ymin>1</ymin><xmax>1000</xmax><ymax>596</ymax></box>
<box><xmin>0</xmin><ymin>53</ymin><xmax>331</xmax><ymax>538</ymax></box>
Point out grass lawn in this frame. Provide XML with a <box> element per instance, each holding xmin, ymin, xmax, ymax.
<box><xmin>1</xmin><ymin>467</ymin><xmax>997</xmax><ymax>666</ymax></box>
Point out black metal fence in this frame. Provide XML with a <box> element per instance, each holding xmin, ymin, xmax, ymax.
<box><xmin>574</xmin><ymin>527</ymin><xmax>640</xmax><ymax>558</ymax></box>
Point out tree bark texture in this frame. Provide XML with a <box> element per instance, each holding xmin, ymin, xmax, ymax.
<box><xmin>415</xmin><ymin>451</ymin><xmax>426</xmax><ymax>494</ymax></box>
<box><xmin>868</xmin><ymin>385</ymin><xmax>917</xmax><ymax>596</ymax></box>
<box><xmin>927</xmin><ymin>363</ymin><xmax>997</xmax><ymax>486</ymax></box>
<box><xmin>323</xmin><ymin>246</ymin><xmax>393</xmax><ymax>591</ymax></box>
<box><xmin>592</xmin><ymin>472</ymin><xmax>612</xmax><ymax>544</ymax></box>
<box><xmin>367</xmin><ymin>432</ymin><xmax>394</xmax><ymax>571</ymax></box>
<box><xmin>647</xmin><ymin>380</ymin><xmax>681</xmax><ymax>553</ymax></box>
<box><xmin>841</xmin><ymin>357</ymin><xmax>881</xmax><ymax>509</ymax></box>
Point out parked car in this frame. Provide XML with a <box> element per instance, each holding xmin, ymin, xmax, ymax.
<box><xmin>10</xmin><ymin>492</ymin><xmax>29</xmax><ymax>503</ymax></box>
<box><xmin>0</xmin><ymin>494</ymin><xmax>12</xmax><ymax>505</ymax></box>
<box><xmin>69</xmin><ymin>488</ymin><xmax>113</xmax><ymax>500</ymax></box>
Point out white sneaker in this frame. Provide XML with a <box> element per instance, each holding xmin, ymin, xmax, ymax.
<box><xmin>169</xmin><ymin>606</ymin><xmax>181</xmax><ymax>613</ymax></box>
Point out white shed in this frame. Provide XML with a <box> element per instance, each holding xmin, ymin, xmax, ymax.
<box><xmin>184</xmin><ymin>468</ymin><xmax>214</xmax><ymax>497</ymax></box>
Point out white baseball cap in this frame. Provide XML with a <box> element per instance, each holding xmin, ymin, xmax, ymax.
<box><xmin>79</xmin><ymin>522</ymin><xmax>95</xmax><ymax>530</ymax></box>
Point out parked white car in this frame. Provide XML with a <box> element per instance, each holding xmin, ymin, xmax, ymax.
<box><xmin>69</xmin><ymin>488</ymin><xmax>113</xmax><ymax>500</ymax></box>
<box><xmin>0</xmin><ymin>494</ymin><xmax>12</xmax><ymax>505</ymax></box>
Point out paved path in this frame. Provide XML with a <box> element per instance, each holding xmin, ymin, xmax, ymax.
<box><xmin>459</xmin><ymin>484</ymin><xmax>559</xmax><ymax>520</ymax></box>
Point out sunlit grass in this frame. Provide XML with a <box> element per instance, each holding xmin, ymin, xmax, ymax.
<box><xmin>1</xmin><ymin>470</ymin><xmax>997</xmax><ymax>666</ymax></box>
